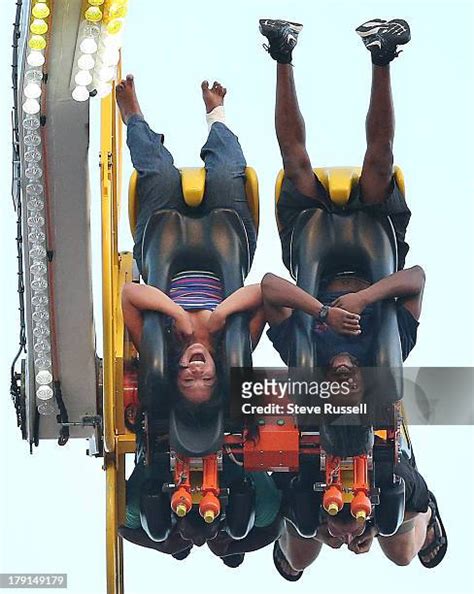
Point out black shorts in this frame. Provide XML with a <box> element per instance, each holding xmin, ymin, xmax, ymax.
<box><xmin>277</xmin><ymin>175</ymin><xmax>411</xmax><ymax>272</ymax></box>
<box><xmin>395</xmin><ymin>451</ymin><xmax>430</xmax><ymax>513</ymax></box>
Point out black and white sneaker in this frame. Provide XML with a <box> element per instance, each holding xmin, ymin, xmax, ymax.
<box><xmin>356</xmin><ymin>18</ymin><xmax>411</xmax><ymax>66</ymax></box>
<box><xmin>259</xmin><ymin>19</ymin><xmax>303</xmax><ymax>64</ymax></box>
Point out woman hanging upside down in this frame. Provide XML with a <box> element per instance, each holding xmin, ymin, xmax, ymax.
<box><xmin>117</xmin><ymin>75</ymin><xmax>266</xmax><ymax>406</ymax></box>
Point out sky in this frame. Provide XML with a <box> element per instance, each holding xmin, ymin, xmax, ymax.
<box><xmin>1</xmin><ymin>1</ymin><xmax>474</xmax><ymax>593</ymax></box>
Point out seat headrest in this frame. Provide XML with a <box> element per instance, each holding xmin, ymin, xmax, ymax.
<box><xmin>169</xmin><ymin>407</ymin><xmax>224</xmax><ymax>457</ymax></box>
<box><xmin>129</xmin><ymin>167</ymin><xmax>260</xmax><ymax>238</ymax></box>
<box><xmin>275</xmin><ymin>165</ymin><xmax>405</xmax><ymax>211</ymax></box>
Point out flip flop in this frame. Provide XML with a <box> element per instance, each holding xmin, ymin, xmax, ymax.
<box><xmin>418</xmin><ymin>491</ymin><xmax>448</xmax><ymax>568</ymax></box>
<box><xmin>273</xmin><ymin>541</ymin><xmax>303</xmax><ymax>582</ymax></box>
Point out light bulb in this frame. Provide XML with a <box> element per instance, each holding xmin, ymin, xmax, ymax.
<box><xmin>96</xmin><ymin>82</ymin><xmax>112</xmax><ymax>98</ymax></box>
<box><xmin>30</xmin><ymin>261</ymin><xmax>47</xmax><ymax>275</ymax></box>
<box><xmin>37</xmin><ymin>385</ymin><xmax>53</xmax><ymax>400</ymax></box>
<box><xmin>28</xmin><ymin>230</ymin><xmax>46</xmax><ymax>243</ymax></box>
<box><xmin>75</xmin><ymin>69</ymin><xmax>93</xmax><ymax>86</ymax></box>
<box><xmin>72</xmin><ymin>86</ymin><xmax>90</xmax><ymax>102</ymax></box>
<box><xmin>28</xmin><ymin>215</ymin><xmax>45</xmax><ymax>228</ymax></box>
<box><xmin>80</xmin><ymin>37</ymin><xmax>98</xmax><ymax>54</ymax></box>
<box><xmin>34</xmin><ymin>339</ymin><xmax>51</xmax><ymax>355</ymax></box>
<box><xmin>32</xmin><ymin>3</ymin><xmax>50</xmax><ymax>18</ymax></box>
<box><xmin>32</xmin><ymin>293</ymin><xmax>48</xmax><ymax>307</ymax></box>
<box><xmin>24</xmin><ymin>148</ymin><xmax>42</xmax><ymax>162</ymax></box>
<box><xmin>106</xmin><ymin>18</ymin><xmax>123</xmax><ymax>35</ymax></box>
<box><xmin>102</xmin><ymin>32</ymin><xmax>123</xmax><ymax>50</ymax></box>
<box><xmin>26</xmin><ymin>182</ymin><xmax>44</xmax><ymax>195</ymax></box>
<box><xmin>29</xmin><ymin>35</ymin><xmax>47</xmax><ymax>51</ymax></box>
<box><xmin>27</xmin><ymin>50</ymin><xmax>45</xmax><ymax>67</ymax></box>
<box><xmin>88</xmin><ymin>0</ymin><xmax>105</xmax><ymax>5</ymax></box>
<box><xmin>31</xmin><ymin>279</ymin><xmax>48</xmax><ymax>293</ymax></box>
<box><xmin>25</xmin><ymin>164</ymin><xmax>42</xmax><ymax>180</ymax></box>
<box><xmin>36</xmin><ymin>369</ymin><xmax>53</xmax><ymax>385</ymax></box>
<box><xmin>33</xmin><ymin>324</ymin><xmax>50</xmax><ymax>339</ymax></box>
<box><xmin>30</xmin><ymin>245</ymin><xmax>47</xmax><ymax>259</ymax></box>
<box><xmin>24</xmin><ymin>82</ymin><xmax>42</xmax><ymax>99</ymax></box>
<box><xmin>25</xmin><ymin>69</ymin><xmax>43</xmax><ymax>83</ymax></box>
<box><xmin>98</xmin><ymin>66</ymin><xmax>115</xmax><ymax>82</ymax></box>
<box><xmin>101</xmin><ymin>47</ymin><xmax>120</xmax><ymax>66</ymax></box>
<box><xmin>78</xmin><ymin>54</ymin><xmax>95</xmax><ymax>70</ymax></box>
<box><xmin>85</xmin><ymin>6</ymin><xmax>103</xmax><ymax>22</ymax></box>
<box><xmin>32</xmin><ymin>309</ymin><xmax>49</xmax><ymax>322</ymax></box>
<box><xmin>83</xmin><ymin>23</ymin><xmax>101</xmax><ymax>38</ymax></box>
<box><xmin>37</xmin><ymin>401</ymin><xmax>55</xmax><ymax>415</ymax></box>
<box><xmin>30</xmin><ymin>19</ymin><xmax>48</xmax><ymax>35</ymax></box>
<box><xmin>35</xmin><ymin>355</ymin><xmax>51</xmax><ymax>369</ymax></box>
<box><xmin>108</xmin><ymin>4</ymin><xmax>128</xmax><ymax>19</ymax></box>
<box><xmin>27</xmin><ymin>198</ymin><xmax>44</xmax><ymax>212</ymax></box>
<box><xmin>24</xmin><ymin>133</ymin><xmax>42</xmax><ymax>146</ymax></box>
<box><xmin>23</xmin><ymin>98</ymin><xmax>40</xmax><ymax>115</ymax></box>
<box><xmin>23</xmin><ymin>115</ymin><xmax>41</xmax><ymax>130</ymax></box>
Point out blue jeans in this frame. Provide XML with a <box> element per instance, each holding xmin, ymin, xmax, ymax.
<box><xmin>127</xmin><ymin>116</ymin><xmax>257</xmax><ymax>273</ymax></box>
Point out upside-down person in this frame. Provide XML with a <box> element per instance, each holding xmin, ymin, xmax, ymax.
<box><xmin>116</xmin><ymin>75</ymin><xmax>280</xmax><ymax>555</ymax></box>
<box><xmin>117</xmin><ymin>75</ymin><xmax>265</xmax><ymax>408</ymax></box>
<box><xmin>258</xmin><ymin>17</ymin><xmax>447</xmax><ymax>579</ymax></box>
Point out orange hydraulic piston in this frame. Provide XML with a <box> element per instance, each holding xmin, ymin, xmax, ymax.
<box><xmin>350</xmin><ymin>455</ymin><xmax>371</xmax><ymax>522</ymax></box>
<box><xmin>323</xmin><ymin>456</ymin><xmax>343</xmax><ymax>516</ymax></box>
<box><xmin>199</xmin><ymin>455</ymin><xmax>220</xmax><ymax>523</ymax></box>
<box><xmin>171</xmin><ymin>458</ymin><xmax>192</xmax><ymax>517</ymax></box>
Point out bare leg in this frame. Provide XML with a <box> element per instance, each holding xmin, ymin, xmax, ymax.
<box><xmin>378</xmin><ymin>509</ymin><xmax>436</xmax><ymax>566</ymax></box>
<box><xmin>275</xmin><ymin>64</ymin><xmax>321</xmax><ymax>199</ymax></box>
<box><xmin>359</xmin><ymin>64</ymin><xmax>395</xmax><ymax>204</ymax></box>
<box><xmin>279</xmin><ymin>521</ymin><xmax>323</xmax><ymax>572</ymax></box>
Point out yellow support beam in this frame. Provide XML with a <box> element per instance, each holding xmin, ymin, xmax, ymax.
<box><xmin>101</xmin><ymin>59</ymin><xmax>129</xmax><ymax>594</ymax></box>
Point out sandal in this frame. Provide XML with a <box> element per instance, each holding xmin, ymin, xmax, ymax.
<box><xmin>418</xmin><ymin>491</ymin><xmax>448</xmax><ymax>568</ymax></box>
<box><xmin>273</xmin><ymin>541</ymin><xmax>303</xmax><ymax>582</ymax></box>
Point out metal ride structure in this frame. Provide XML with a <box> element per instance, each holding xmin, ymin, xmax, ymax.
<box><xmin>9</xmin><ymin>2</ymin><xmax>411</xmax><ymax>594</ymax></box>
<box><xmin>9</xmin><ymin>0</ymin><xmax>133</xmax><ymax>592</ymax></box>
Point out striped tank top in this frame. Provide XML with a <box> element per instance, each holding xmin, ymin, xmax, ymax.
<box><xmin>168</xmin><ymin>270</ymin><xmax>224</xmax><ymax>311</ymax></box>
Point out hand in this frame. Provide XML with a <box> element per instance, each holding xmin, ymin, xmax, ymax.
<box><xmin>348</xmin><ymin>525</ymin><xmax>378</xmax><ymax>555</ymax></box>
<box><xmin>331</xmin><ymin>291</ymin><xmax>368</xmax><ymax>315</ymax></box>
<box><xmin>326</xmin><ymin>307</ymin><xmax>361</xmax><ymax>336</ymax></box>
<box><xmin>173</xmin><ymin>310</ymin><xmax>194</xmax><ymax>342</ymax></box>
<box><xmin>207</xmin><ymin>309</ymin><xmax>227</xmax><ymax>335</ymax></box>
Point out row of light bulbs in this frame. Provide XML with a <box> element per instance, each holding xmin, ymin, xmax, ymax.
<box><xmin>22</xmin><ymin>1</ymin><xmax>55</xmax><ymax>416</ymax></box>
<box><xmin>72</xmin><ymin>0</ymin><xmax>129</xmax><ymax>102</ymax></box>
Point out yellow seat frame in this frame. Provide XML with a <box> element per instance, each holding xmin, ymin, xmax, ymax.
<box><xmin>128</xmin><ymin>166</ymin><xmax>259</xmax><ymax>238</ymax></box>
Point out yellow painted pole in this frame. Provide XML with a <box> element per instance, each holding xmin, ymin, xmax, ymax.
<box><xmin>101</xmin><ymin>55</ymin><xmax>125</xmax><ymax>594</ymax></box>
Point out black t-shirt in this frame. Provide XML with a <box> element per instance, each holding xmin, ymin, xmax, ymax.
<box><xmin>266</xmin><ymin>289</ymin><xmax>419</xmax><ymax>366</ymax></box>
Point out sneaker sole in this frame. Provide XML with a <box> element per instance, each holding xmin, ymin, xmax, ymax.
<box><xmin>259</xmin><ymin>18</ymin><xmax>303</xmax><ymax>33</ymax></box>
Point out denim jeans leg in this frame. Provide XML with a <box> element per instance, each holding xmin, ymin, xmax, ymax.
<box><xmin>127</xmin><ymin>115</ymin><xmax>183</xmax><ymax>271</ymax></box>
<box><xmin>200</xmin><ymin>123</ymin><xmax>257</xmax><ymax>263</ymax></box>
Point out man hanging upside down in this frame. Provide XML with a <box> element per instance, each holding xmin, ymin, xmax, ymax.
<box><xmin>259</xmin><ymin>17</ymin><xmax>447</xmax><ymax>580</ymax></box>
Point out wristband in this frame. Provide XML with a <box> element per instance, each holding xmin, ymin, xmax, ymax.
<box><xmin>318</xmin><ymin>305</ymin><xmax>330</xmax><ymax>322</ymax></box>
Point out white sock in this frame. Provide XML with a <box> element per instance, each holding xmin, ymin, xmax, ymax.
<box><xmin>206</xmin><ymin>105</ymin><xmax>225</xmax><ymax>131</ymax></box>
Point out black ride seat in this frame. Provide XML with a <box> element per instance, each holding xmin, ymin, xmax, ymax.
<box><xmin>139</xmin><ymin>208</ymin><xmax>252</xmax><ymax>457</ymax></box>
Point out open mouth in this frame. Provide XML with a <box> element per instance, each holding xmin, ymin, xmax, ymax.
<box><xmin>190</xmin><ymin>353</ymin><xmax>205</xmax><ymax>363</ymax></box>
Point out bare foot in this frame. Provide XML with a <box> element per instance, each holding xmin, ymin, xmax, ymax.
<box><xmin>201</xmin><ymin>80</ymin><xmax>227</xmax><ymax>114</ymax></box>
<box><xmin>115</xmin><ymin>74</ymin><xmax>143</xmax><ymax>124</ymax></box>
